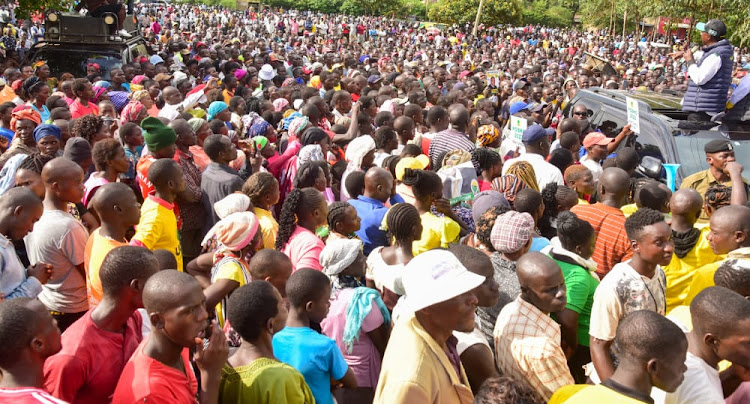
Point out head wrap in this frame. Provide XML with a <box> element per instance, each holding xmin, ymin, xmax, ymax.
<box><xmin>310</xmin><ymin>75</ymin><xmax>321</xmax><ymax>89</ymax></box>
<box><xmin>214</xmin><ymin>193</ymin><xmax>251</xmax><ymax>220</ymax></box>
<box><xmin>273</xmin><ymin>98</ymin><xmax>289</xmax><ymax>112</ymax></box>
<box><xmin>282</xmin><ymin>78</ymin><xmax>296</xmax><ymax>87</ymax></box>
<box><xmin>120</xmin><ymin>101</ymin><xmax>146</xmax><ymax>124</ymax></box>
<box><xmin>300</xmin><ymin>127</ymin><xmax>328</xmax><ymax>146</ymax></box>
<box><xmin>345</xmin><ymin>135</ymin><xmax>376</xmax><ymax>168</ymax></box>
<box><xmin>131</xmin><ymin>75</ymin><xmax>148</xmax><ymax>85</ymax></box>
<box><xmin>130</xmin><ymin>89</ymin><xmax>150</xmax><ymax>103</ymax></box>
<box><xmin>10</xmin><ymin>106</ymin><xmax>41</xmax><ymax>132</ymax></box>
<box><xmin>319</xmin><ymin>239</ymin><xmax>363</xmax><ymax>276</ymax></box>
<box><xmin>11</xmin><ymin>80</ymin><xmax>24</xmax><ymax>93</ymax></box>
<box><xmin>63</xmin><ymin>137</ymin><xmax>92</xmax><ymax>163</ymax></box>
<box><xmin>506</xmin><ymin>161</ymin><xmax>539</xmax><ymax>191</ymax></box>
<box><xmin>287</xmin><ymin>116</ymin><xmax>310</xmax><ymax>138</ymax></box>
<box><xmin>141</xmin><ymin>117</ymin><xmax>177</xmax><ymax>151</ymax></box>
<box><xmin>253</xmin><ymin>136</ymin><xmax>269</xmax><ymax>151</ymax></box>
<box><xmin>490</xmin><ymin>211</ymin><xmax>534</xmax><ymax>253</ymax></box>
<box><xmin>379</xmin><ymin>99</ymin><xmax>395</xmax><ymax>114</ymax></box>
<box><xmin>33</xmin><ymin>124</ymin><xmax>61</xmax><ymax>142</ymax></box>
<box><xmin>248</xmin><ymin>117</ymin><xmax>271</xmax><ymax>138</ymax></box>
<box><xmin>477</xmin><ymin>124</ymin><xmax>500</xmax><ymax>148</ymax></box>
<box><xmin>213</xmin><ymin>211</ymin><xmax>260</xmax><ymax>251</ymax></box>
<box><xmin>491</xmin><ymin>174</ymin><xmax>528</xmax><ymax>205</ymax></box>
<box><xmin>207</xmin><ymin>101</ymin><xmax>229</xmax><ymax>121</ymax></box>
<box><xmin>108</xmin><ymin>91</ymin><xmax>130</xmax><ymax>112</ymax></box>
<box><xmin>297</xmin><ymin>144</ymin><xmax>324</xmax><ymax>167</ymax></box>
<box><xmin>440</xmin><ymin>149</ymin><xmax>472</xmax><ymax>169</ymax></box>
<box><xmin>234</xmin><ymin>69</ymin><xmax>247</xmax><ymax>80</ymax></box>
<box><xmin>93</xmin><ymin>80</ymin><xmax>111</xmax><ymax>89</ymax></box>
<box><xmin>92</xmin><ymin>85</ymin><xmax>107</xmax><ymax>102</ymax></box>
<box><xmin>188</xmin><ymin>118</ymin><xmax>207</xmax><ymax>134</ymax></box>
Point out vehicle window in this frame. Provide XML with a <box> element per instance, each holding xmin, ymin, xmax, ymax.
<box><xmin>34</xmin><ymin>50</ymin><xmax>122</xmax><ymax>80</ymax></box>
<box><xmin>674</xmin><ymin>136</ymin><xmax>750</xmax><ymax>178</ymax></box>
<box><xmin>563</xmin><ymin>97</ymin><xmax>600</xmax><ymax>119</ymax></box>
<box><xmin>590</xmin><ymin>103</ymin><xmax>666</xmax><ymax>166</ymax></box>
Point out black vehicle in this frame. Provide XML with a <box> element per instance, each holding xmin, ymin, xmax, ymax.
<box><xmin>23</xmin><ymin>10</ymin><xmax>149</xmax><ymax>80</ymax></box>
<box><xmin>564</xmin><ymin>88</ymin><xmax>750</xmax><ymax>186</ymax></box>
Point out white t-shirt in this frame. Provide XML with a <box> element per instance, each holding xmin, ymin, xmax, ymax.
<box><xmin>580</xmin><ymin>154</ymin><xmax>604</xmax><ymax>183</ymax></box>
<box><xmin>651</xmin><ymin>352</ymin><xmax>723</xmax><ymax>404</ymax></box>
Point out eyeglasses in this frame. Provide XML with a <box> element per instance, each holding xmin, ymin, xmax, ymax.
<box><xmin>573</xmin><ymin>111</ymin><xmax>588</xmax><ymax>117</ymax></box>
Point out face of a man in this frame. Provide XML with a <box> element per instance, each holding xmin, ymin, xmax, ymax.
<box><xmin>707</xmin><ymin>213</ymin><xmax>742</xmax><ymax>255</ymax></box>
<box><xmin>706</xmin><ymin>150</ymin><xmax>735</xmax><ymax>173</ymax></box>
<box><xmin>633</xmin><ymin>221</ymin><xmax>674</xmax><ymax>267</ymax></box>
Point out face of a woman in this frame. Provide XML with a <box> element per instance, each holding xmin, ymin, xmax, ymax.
<box><xmin>16</xmin><ymin>120</ymin><xmax>37</xmax><ymax>146</ymax></box>
<box><xmin>35</xmin><ymin>85</ymin><xmax>50</xmax><ymax>103</ymax></box>
<box><xmin>37</xmin><ymin>65</ymin><xmax>50</xmax><ymax>79</ymax></box>
<box><xmin>37</xmin><ymin>135</ymin><xmax>60</xmax><ymax>157</ymax></box>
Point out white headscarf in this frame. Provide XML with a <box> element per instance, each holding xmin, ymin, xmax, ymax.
<box><xmin>344</xmin><ymin>135</ymin><xmax>375</xmax><ymax>169</ymax></box>
<box><xmin>319</xmin><ymin>239</ymin><xmax>363</xmax><ymax>276</ymax></box>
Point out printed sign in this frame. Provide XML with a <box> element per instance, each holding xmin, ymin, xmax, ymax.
<box><xmin>510</xmin><ymin>116</ymin><xmax>527</xmax><ymax>141</ymax></box>
<box><xmin>626</xmin><ymin>96</ymin><xmax>640</xmax><ymax>134</ymax></box>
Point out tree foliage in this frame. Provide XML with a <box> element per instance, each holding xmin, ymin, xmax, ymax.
<box><xmin>523</xmin><ymin>0</ymin><xmax>573</xmax><ymax>27</ymax></box>
<box><xmin>427</xmin><ymin>0</ymin><xmax>523</xmax><ymax>27</ymax></box>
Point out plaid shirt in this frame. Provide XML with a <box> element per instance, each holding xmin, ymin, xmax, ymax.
<box><xmin>494</xmin><ymin>297</ymin><xmax>574</xmax><ymax>402</ymax></box>
<box><xmin>173</xmin><ymin>149</ymin><xmax>203</xmax><ymax>231</ymax></box>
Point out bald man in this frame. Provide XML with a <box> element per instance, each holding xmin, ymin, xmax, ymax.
<box><xmin>159</xmin><ymin>78</ymin><xmax>217</xmax><ymax>121</ymax></box>
<box><xmin>25</xmin><ymin>157</ymin><xmax>89</xmax><ymax>332</ymax></box>
<box><xmin>112</xmin><ymin>270</ymin><xmax>228</xmax><ymax>403</ymax></box>
<box><xmin>0</xmin><ymin>187</ymin><xmax>51</xmax><ymax>299</ymax></box>
<box><xmin>428</xmin><ymin>104</ymin><xmax>475</xmax><ymax>168</ymax></box>
<box><xmin>494</xmin><ymin>252</ymin><xmax>572</xmax><ymax>401</ymax></box>
<box><xmin>570</xmin><ymin>167</ymin><xmax>634</xmax><ymax>277</ymax></box>
<box><xmin>349</xmin><ymin>167</ymin><xmax>394</xmax><ymax>255</ymax></box>
<box><xmin>684</xmin><ymin>205</ymin><xmax>750</xmax><ymax>304</ymax></box>
<box><xmin>662</xmin><ymin>189</ymin><xmax>722</xmax><ymax>311</ymax></box>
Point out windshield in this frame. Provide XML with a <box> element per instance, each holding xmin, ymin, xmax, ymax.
<box><xmin>32</xmin><ymin>49</ymin><xmax>122</xmax><ymax>80</ymax></box>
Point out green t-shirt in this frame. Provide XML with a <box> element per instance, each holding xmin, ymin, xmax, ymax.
<box><xmin>552</xmin><ymin>257</ymin><xmax>599</xmax><ymax>347</ymax></box>
<box><xmin>219</xmin><ymin>357</ymin><xmax>315</xmax><ymax>404</ymax></box>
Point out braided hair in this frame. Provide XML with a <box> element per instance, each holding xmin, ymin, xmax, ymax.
<box><xmin>471</xmin><ymin>148</ymin><xmax>501</xmax><ymax>176</ymax></box>
<box><xmin>327</xmin><ymin>201</ymin><xmax>351</xmax><ymax>234</ymax></box>
<box><xmin>276</xmin><ymin>188</ymin><xmax>325</xmax><ymax>250</ymax></box>
<box><xmin>18</xmin><ymin>153</ymin><xmax>54</xmax><ymax>174</ymax></box>
<box><xmin>295</xmin><ymin>161</ymin><xmax>324</xmax><ymax>189</ymax></box>
<box><xmin>476</xmin><ymin>205</ymin><xmax>511</xmax><ymax>252</ymax></box>
<box><xmin>242</xmin><ymin>172</ymin><xmax>278</xmax><ymax>206</ymax></box>
<box><xmin>705</xmin><ymin>183</ymin><xmax>732</xmax><ymax>214</ymax></box>
<box><xmin>402</xmin><ymin>168</ymin><xmax>442</xmax><ymax>200</ymax></box>
<box><xmin>556</xmin><ymin>211</ymin><xmax>594</xmax><ymax>254</ymax></box>
<box><xmin>385</xmin><ymin>203</ymin><xmax>421</xmax><ymax>244</ymax></box>
<box><xmin>539</xmin><ymin>182</ymin><xmax>559</xmax><ymax>239</ymax></box>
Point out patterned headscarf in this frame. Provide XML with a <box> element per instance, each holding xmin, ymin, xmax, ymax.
<box><xmin>247</xmin><ymin>117</ymin><xmax>271</xmax><ymax>138</ymax></box>
<box><xmin>297</xmin><ymin>144</ymin><xmax>324</xmax><ymax>168</ymax></box>
<box><xmin>440</xmin><ymin>149</ymin><xmax>472</xmax><ymax>169</ymax></box>
<box><xmin>505</xmin><ymin>161</ymin><xmax>539</xmax><ymax>191</ymax></box>
<box><xmin>120</xmin><ymin>101</ymin><xmax>146</xmax><ymax>124</ymax></box>
<box><xmin>92</xmin><ymin>85</ymin><xmax>107</xmax><ymax>102</ymax></box>
<box><xmin>189</xmin><ymin>118</ymin><xmax>207</xmax><ymax>135</ymax></box>
<box><xmin>491</xmin><ymin>174</ymin><xmax>528</xmax><ymax>206</ymax></box>
<box><xmin>477</xmin><ymin>124</ymin><xmax>500</xmax><ymax>148</ymax></box>
<box><xmin>108</xmin><ymin>91</ymin><xmax>130</xmax><ymax>113</ymax></box>
<box><xmin>10</xmin><ymin>106</ymin><xmax>41</xmax><ymax>131</ymax></box>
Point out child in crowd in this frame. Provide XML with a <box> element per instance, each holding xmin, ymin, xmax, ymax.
<box><xmin>276</xmin><ymin>188</ymin><xmax>328</xmax><ymax>272</ymax></box>
<box><xmin>273</xmin><ymin>268</ymin><xmax>357</xmax><ymax>404</ymax></box>
<box><xmin>326</xmin><ymin>201</ymin><xmax>361</xmax><ymax>243</ymax></box>
<box><xmin>247</xmin><ymin>249</ymin><xmax>293</xmax><ymax>298</ymax></box>
<box><xmin>219</xmin><ymin>281</ymin><xmax>315</xmax><ymax>403</ymax></box>
<box><xmin>119</xmin><ymin>122</ymin><xmax>144</xmax><ymax>188</ymax></box>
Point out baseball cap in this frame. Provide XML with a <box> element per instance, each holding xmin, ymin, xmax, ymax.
<box><xmin>522</xmin><ymin>124</ymin><xmax>554</xmax><ymax>144</ymax></box>
<box><xmin>401</xmin><ymin>250</ymin><xmax>486</xmax><ymax>312</ymax></box>
<box><xmin>696</xmin><ymin>19</ymin><xmax>727</xmax><ymax>39</ymax></box>
<box><xmin>704</xmin><ymin>139</ymin><xmax>733</xmax><ymax>153</ymax></box>
<box><xmin>367</xmin><ymin>75</ymin><xmax>382</xmax><ymax>84</ymax></box>
<box><xmin>149</xmin><ymin>55</ymin><xmax>164</xmax><ymax>65</ymax></box>
<box><xmin>154</xmin><ymin>73</ymin><xmax>173</xmax><ymax>82</ymax></box>
<box><xmin>527</xmin><ymin>102</ymin><xmax>544</xmax><ymax>113</ymax></box>
<box><xmin>395</xmin><ymin>156</ymin><xmax>429</xmax><ymax>181</ymax></box>
<box><xmin>509</xmin><ymin>101</ymin><xmax>530</xmax><ymax>115</ymax></box>
<box><xmin>512</xmin><ymin>80</ymin><xmax>528</xmax><ymax>92</ymax></box>
<box><xmin>472</xmin><ymin>191</ymin><xmax>509</xmax><ymax>223</ymax></box>
<box><xmin>583</xmin><ymin>132</ymin><xmax>614</xmax><ymax>148</ymax></box>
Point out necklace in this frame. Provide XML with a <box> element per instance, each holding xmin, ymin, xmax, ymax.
<box><xmin>639</xmin><ymin>272</ymin><xmax>665</xmax><ymax>314</ymax></box>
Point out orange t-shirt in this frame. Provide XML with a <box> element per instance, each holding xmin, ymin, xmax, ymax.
<box><xmin>570</xmin><ymin>203</ymin><xmax>633</xmax><ymax>277</ymax></box>
<box><xmin>84</xmin><ymin>229</ymin><xmax>126</xmax><ymax>308</ymax></box>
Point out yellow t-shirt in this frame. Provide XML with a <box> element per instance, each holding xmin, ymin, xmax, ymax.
<box><xmin>132</xmin><ymin>196</ymin><xmax>183</xmax><ymax>272</ymax></box>
<box><xmin>254</xmin><ymin>207</ymin><xmax>279</xmax><ymax>251</ymax></box>
<box><xmin>662</xmin><ymin>226</ymin><xmax>722</xmax><ymax>311</ymax></box>
<box><xmin>213</xmin><ymin>257</ymin><xmax>250</xmax><ymax>328</ymax></box>
<box><xmin>682</xmin><ymin>260</ymin><xmax>722</xmax><ymax>306</ymax></box>
<box><xmin>577</xmin><ymin>198</ymin><xmax>589</xmax><ymax>205</ymax></box>
<box><xmin>411</xmin><ymin>212</ymin><xmax>461</xmax><ymax>256</ymax></box>
<box><xmin>550</xmin><ymin>384</ymin><xmax>646</xmax><ymax>403</ymax></box>
<box><xmin>621</xmin><ymin>203</ymin><xmax>638</xmax><ymax>217</ymax></box>
<box><xmin>84</xmin><ymin>229</ymin><xmax>126</xmax><ymax>309</ymax></box>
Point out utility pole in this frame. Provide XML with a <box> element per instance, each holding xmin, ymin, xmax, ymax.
<box><xmin>472</xmin><ymin>0</ymin><xmax>485</xmax><ymax>36</ymax></box>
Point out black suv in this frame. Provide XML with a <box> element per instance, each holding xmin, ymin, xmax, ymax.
<box><xmin>24</xmin><ymin>11</ymin><xmax>149</xmax><ymax>80</ymax></box>
<box><xmin>565</xmin><ymin>88</ymin><xmax>750</xmax><ymax>185</ymax></box>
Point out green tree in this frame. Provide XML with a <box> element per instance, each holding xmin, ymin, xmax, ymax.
<box><xmin>17</xmin><ymin>0</ymin><xmax>75</xmax><ymax>18</ymax></box>
<box><xmin>340</xmin><ymin>0</ymin><xmax>402</xmax><ymax>16</ymax></box>
<box><xmin>428</xmin><ymin>0</ymin><xmax>523</xmax><ymax>26</ymax></box>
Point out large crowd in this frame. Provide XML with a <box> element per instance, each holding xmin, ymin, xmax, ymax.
<box><xmin>0</xmin><ymin>2</ymin><xmax>749</xmax><ymax>404</ymax></box>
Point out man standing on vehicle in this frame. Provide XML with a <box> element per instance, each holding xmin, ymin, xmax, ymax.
<box><xmin>674</xmin><ymin>19</ymin><xmax>733</xmax><ymax>121</ymax></box>
<box><xmin>680</xmin><ymin>139</ymin><xmax>748</xmax><ymax>222</ymax></box>
<box><xmin>76</xmin><ymin>0</ymin><xmax>131</xmax><ymax>38</ymax></box>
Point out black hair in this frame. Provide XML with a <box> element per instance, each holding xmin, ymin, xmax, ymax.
<box><xmin>386</xmin><ymin>203</ymin><xmax>421</xmax><ymax>243</ymax></box>
<box><xmin>539</xmin><ymin>182</ymin><xmax>559</xmax><ymax>239</ymax></box>
<box><xmin>637</xmin><ymin>181</ymin><xmax>670</xmax><ymax>211</ymax></box>
<box><xmin>614</xmin><ymin>310</ymin><xmax>686</xmax><ymax>364</ymax></box>
<box><xmin>344</xmin><ymin>171</ymin><xmax>365</xmax><ymax>199</ymax></box>
<box><xmin>147</xmin><ymin>158</ymin><xmax>181</xmax><ymax>189</ymax></box>
<box><xmin>45</xmin><ymin>96</ymin><xmax>62</xmax><ymax>111</ymax></box>
<box><xmin>704</xmin><ymin>183</ymin><xmax>732</xmax><ymax>212</ymax></box>
<box><xmin>208</xmin><ymin>119</ymin><xmax>227</xmax><ymax>134</ymax></box>
<box><xmin>92</xmin><ymin>138</ymin><xmax>123</xmax><ymax>171</ymax></box>
<box><xmin>0</xmin><ymin>298</ymin><xmax>48</xmax><ymax>368</ymax></box>
<box><xmin>18</xmin><ymin>152</ymin><xmax>54</xmax><ymax>174</ymax></box>
<box><xmin>242</xmin><ymin>172</ymin><xmax>278</xmax><ymax>206</ymax></box>
<box><xmin>449</xmin><ymin>244</ymin><xmax>492</xmax><ymax>274</ymax></box>
<box><xmin>100</xmin><ymin>246</ymin><xmax>158</xmax><ymax>295</ymax></box>
<box><xmin>294</xmin><ymin>161</ymin><xmax>324</xmax><ymax>189</ymax></box>
<box><xmin>616</xmin><ymin>147</ymin><xmax>639</xmax><ymax>173</ymax></box>
<box><xmin>473</xmin><ymin>376</ymin><xmax>542</xmax><ymax>404</ymax></box>
<box><xmin>71</xmin><ymin>115</ymin><xmax>103</xmax><ymax>144</ymax></box>
<box><xmin>402</xmin><ymin>168</ymin><xmax>441</xmax><ymax>200</ymax></box>
<box><xmin>249</xmin><ymin>249</ymin><xmax>292</xmax><ymax>279</ymax></box>
<box><xmin>229</xmin><ymin>96</ymin><xmax>245</xmax><ymax>112</ymax></box>
<box><xmin>372</xmin><ymin>126</ymin><xmax>396</xmax><ymax>149</ymax></box>
<box><xmin>513</xmin><ymin>188</ymin><xmax>542</xmax><ymax>216</ymax></box>
<box><xmin>559</xmin><ymin>131</ymin><xmax>580</xmax><ymax>149</ymax></box>
<box><xmin>285</xmin><ymin>268</ymin><xmax>330</xmax><ymax>308</ymax></box>
<box><xmin>300</xmin><ymin>127</ymin><xmax>328</xmax><ymax>146</ymax></box>
<box><xmin>691</xmin><ymin>286</ymin><xmax>750</xmax><ymax>338</ymax></box>
<box><xmin>556</xmin><ymin>211</ymin><xmax>595</xmax><ymax>253</ymax></box>
<box><xmin>71</xmin><ymin>78</ymin><xmax>89</xmax><ymax>96</ymax></box>
<box><xmin>471</xmin><ymin>148</ymin><xmax>501</xmax><ymax>176</ymax></box>
<box><xmin>624</xmin><ymin>207</ymin><xmax>665</xmax><ymax>241</ymax></box>
<box><xmin>49</xmin><ymin>108</ymin><xmax>70</xmax><ymax>121</ymax></box>
<box><xmin>153</xmin><ymin>249</ymin><xmax>178</xmax><ymax>270</ymax></box>
<box><xmin>714</xmin><ymin>259</ymin><xmax>750</xmax><ymax>297</ymax></box>
<box><xmin>203</xmin><ymin>134</ymin><xmax>228</xmax><ymax>161</ymax></box>
<box><xmin>476</xmin><ymin>205</ymin><xmax>511</xmax><ymax>251</ymax></box>
<box><xmin>426</xmin><ymin>105</ymin><xmax>447</xmax><ymax>126</ymax></box>
<box><xmin>399</xmin><ymin>144</ymin><xmax>422</xmax><ymax>157</ymax></box>
<box><xmin>548</xmin><ymin>148</ymin><xmax>574</xmax><ymax>174</ymax></box>
<box><xmin>227</xmin><ymin>281</ymin><xmax>280</xmax><ymax>342</ymax></box>
<box><xmin>359</xmin><ymin>95</ymin><xmax>375</xmax><ymax>110</ymax></box>
<box><xmin>0</xmin><ymin>101</ymin><xmax>16</xmax><ymax>115</ymax></box>
<box><xmin>374</xmin><ymin>111</ymin><xmax>394</xmax><ymax>128</ymax></box>
<box><xmin>119</xmin><ymin>122</ymin><xmax>140</xmax><ymax>141</ymax></box>
<box><xmin>327</xmin><ymin>201</ymin><xmax>352</xmax><ymax>234</ymax></box>
<box><xmin>382</xmin><ymin>155</ymin><xmax>400</xmax><ymax>178</ymax></box>
<box><xmin>245</xmin><ymin>97</ymin><xmax>262</xmax><ymax>115</ymax></box>
<box><xmin>275</xmin><ymin>188</ymin><xmax>325</xmax><ymax>250</ymax></box>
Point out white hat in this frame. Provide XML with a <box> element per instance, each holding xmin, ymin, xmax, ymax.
<box><xmin>401</xmin><ymin>250</ymin><xmax>485</xmax><ymax>312</ymax></box>
<box><xmin>149</xmin><ymin>55</ymin><xmax>165</xmax><ymax>65</ymax></box>
<box><xmin>259</xmin><ymin>64</ymin><xmax>276</xmax><ymax>81</ymax></box>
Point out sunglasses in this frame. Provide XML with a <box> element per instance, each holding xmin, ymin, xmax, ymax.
<box><xmin>573</xmin><ymin>111</ymin><xmax>589</xmax><ymax>117</ymax></box>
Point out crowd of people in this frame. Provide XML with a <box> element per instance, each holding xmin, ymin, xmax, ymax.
<box><xmin>0</xmin><ymin>2</ymin><xmax>749</xmax><ymax>404</ymax></box>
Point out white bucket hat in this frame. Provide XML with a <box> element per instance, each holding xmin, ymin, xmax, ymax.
<box><xmin>259</xmin><ymin>64</ymin><xmax>276</xmax><ymax>81</ymax></box>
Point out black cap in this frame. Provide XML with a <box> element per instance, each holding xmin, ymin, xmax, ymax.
<box><xmin>697</xmin><ymin>19</ymin><xmax>727</xmax><ymax>39</ymax></box>
<box><xmin>704</xmin><ymin>139</ymin><xmax>733</xmax><ymax>153</ymax></box>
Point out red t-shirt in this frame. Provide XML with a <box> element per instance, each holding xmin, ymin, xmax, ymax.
<box><xmin>70</xmin><ymin>100</ymin><xmax>99</xmax><ymax>119</ymax></box>
<box><xmin>136</xmin><ymin>154</ymin><xmax>156</xmax><ymax>199</ymax></box>
<box><xmin>43</xmin><ymin>311</ymin><xmax>143</xmax><ymax>404</ymax></box>
<box><xmin>112</xmin><ymin>340</ymin><xmax>197</xmax><ymax>404</ymax></box>
<box><xmin>0</xmin><ymin>387</ymin><xmax>69</xmax><ymax>403</ymax></box>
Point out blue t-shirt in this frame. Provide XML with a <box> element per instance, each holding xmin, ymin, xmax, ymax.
<box><xmin>272</xmin><ymin>326</ymin><xmax>349</xmax><ymax>404</ymax></box>
<box><xmin>0</xmin><ymin>127</ymin><xmax>13</xmax><ymax>142</ymax></box>
<box><xmin>530</xmin><ymin>236</ymin><xmax>550</xmax><ymax>252</ymax></box>
<box><xmin>348</xmin><ymin>195</ymin><xmax>390</xmax><ymax>256</ymax></box>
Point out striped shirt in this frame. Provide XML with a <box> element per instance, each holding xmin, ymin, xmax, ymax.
<box><xmin>570</xmin><ymin>203</ymin><xmax>633</xmax><ymax>278</ymax></box>
<box><xmin>0</xmin><ymin>387</ymin><xmax>69</xmax><ymax>403</ymax></box>
<box><xmin>428</xmin><ymin>128</ymin><xmax>475</xmax><ymax>168</ymax></box>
